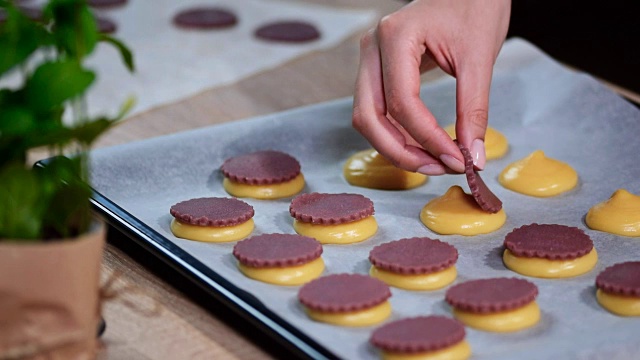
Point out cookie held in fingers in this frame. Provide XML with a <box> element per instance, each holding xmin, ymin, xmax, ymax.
<box><xmin>420</xmin><ymin>185</ymin><xmax>506</xmax><ymax>236</ymax></box>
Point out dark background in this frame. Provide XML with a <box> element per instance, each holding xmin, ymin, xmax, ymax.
<box><xmin>508</xmin><ymin>0</ymin><xmax>639</xmax><ymax>95</ymax></box>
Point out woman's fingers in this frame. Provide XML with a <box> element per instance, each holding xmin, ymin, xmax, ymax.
<box><xmin>352</xmin><ymin>29</ymin><xmax>445</xmax><ymax>174</ymax></box>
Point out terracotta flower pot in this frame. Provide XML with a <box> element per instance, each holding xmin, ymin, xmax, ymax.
<box><xmin>0</xmin><ymin>222</ymin><xmax>106</xmax><ymax>360</ymax></box>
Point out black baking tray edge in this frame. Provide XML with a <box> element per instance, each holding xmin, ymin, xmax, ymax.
<box><xmin>33</xmin><ymin>159</ymin><xmax>338</xmax><ymax>360</ymax></box>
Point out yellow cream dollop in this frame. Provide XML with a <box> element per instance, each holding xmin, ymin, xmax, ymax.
<box><xmin>293</xmin><ymin>216</ymin><xmax>378</xmax><ymax>244</ymax></box>
<box><xmin>453</xmin><ymin>301</ymin><xmax>540</xmax><ymax>332</ymax></box>
<box><xmin>596</xmin><ymin>289</ymin><xmax>640</xmax><ymax>317</ymax></box>
<box><xmin>223</xmin><ymin>173</ymin><xmax>305</xmax><ymax>199</ymax></box>
<box><xmin>382</xmin><ymin>340</ymin><xmax>472</xmax><ymax>360</ymax></box>
<box><xmin>343</xmin><ymin>149</ymin><xmax>427</xmax><ymax>190</ymax></box>
<box><xmin>304</xmin><ymin>300</ymin><xmax>392</xmax><ymax>327</ymax></box>
<box><xmin>238</xmin><ymin>258</ymin><xmax>325</xmax><ymax>286</ymax></box>
<box><xmin>586</xmin><ymin>189</ymin><xmax>640</xmax><ymax>237</ymax></box>
<box><xmin>445</xmin><ymin>125</ymin><xmax>509</xmax><ymax>160</ymax></box>
<box><xmin>498</xmin><ymin>150</ymin><xmax>578</xmax><ymax>197</ymax></box>
<box><xmin>503</xmin><ymin>248</ymin><xmax>598</xmax><ymax>278</ymax></box>
<box><xmin>170</xmin><ymin>218</ymin><xmax>254</xmax><ymax>242</ymax></box>
<box><xmin>420</xmin><ymin>186</ymin><xmax>506</xmax><ymax>236</ymax></box>
<box><xmin>369</xmin><ymin>266</ymin><xmax>457</xmax><ymax>291</ymax></box>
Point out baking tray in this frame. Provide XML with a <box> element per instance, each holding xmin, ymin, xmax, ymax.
<box><xmin>87</xmin><ymin>39</ymin><xmax>640</xmax><ymax>359</ymax></box>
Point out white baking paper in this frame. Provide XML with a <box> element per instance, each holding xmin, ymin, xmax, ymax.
<box><xmin>90</xmin><ymin>38</ymin><xmax>640</xmax><ymax>360</ymax></box>
<box><xmin>2</xmin><ymin>0</ymin><xmax>376</xmax><ymax>117</ymax></box>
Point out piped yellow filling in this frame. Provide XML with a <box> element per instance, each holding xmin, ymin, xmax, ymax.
<box><xmin>420</xmin><ymin>186</ymin><xmax>506</xmax><ymax>236</ymax></box>
<box><xmin>238</xmin><ymin>258</ymin><xmax>325</xmax><ymax>286</ymax></box>
<box><xmin>586</xmin><ymin>189</ymin><xmax>640</xmax><ymax>237</ymax></box>
<box><xmin>453</xmin><ymin>301</ymin><xmax>540</xmax><ymax>332</ymax></box>
<box><xmin>498</xmin><ymin>150</ymin><xmax>578</xmax><ymax>197</ymax></box>
<box><xmin>304</xmin><ymin>300</ymin><xmax>391</xmax><ymax>327</ymax></box>
<box><xmin>223</xmin><ymin>173</ymin><xmax>305</xmax><ymax>199</ymax></box>
<box><xmin>445</xmin><ymin>124</ymin><xmax>509</xmax><ymax>160</ymax></box>
<box><xmin>596</xmin><ymin>289</ymin><xmax>640</xmax><ymax>317</ymax></box>
<box><xmin>170</xmin><ymin>218</ymin><xmax>254</xmax><ymax>242</ymax></box>
<box><xmin>293</xmin><ymin>216</ymin><xmax>378</xmax><ymax>244</ymax></box>
<box><xmin>503</xmin><ymin>248</ymin><xmax>598</xmax><ymax>278</ymax></box>
<box><xmin>370</xmin><ymin>266</ymin><xmax>457</xmax><ymax>291</ymax></box>
<box><xmin>382</xmin><ymin>340</ymin><xmax>472</xmax><ymax>360</ymax></box>
<box><xmin>343</xmin><ymin>149</ymin><xmax>427</xmax><ymax>190</ymax></box>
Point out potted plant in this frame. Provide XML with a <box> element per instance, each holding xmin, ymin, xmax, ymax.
<box><xmin>0</xmin><ymin>0</ymin><xmax>133</xmax><ymax>357</ymax></box>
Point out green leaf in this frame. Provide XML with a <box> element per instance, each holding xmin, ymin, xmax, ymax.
<box><xmin>46</xmin><ymin>0</ymin><xmax>98</xmax><ymax>60</ymax></box>
<box><xmin>0</xmin><ymin>107</ymin><xmax>36</xmax><ymax>136</ymax></box>
<box><xmin>38</xmin><ymin>156</ymin><xmax>91</xmax><ymax>238</ymax></box>
<box><xmin>25</xmin><ymin>60</ymin><xmax>95</xmax><ymax>111</ymax></box>
<box><xmin>99</xmin><ymin>34</ymin><xmax>135</xmax><ymax>72</ymax></box>
<box><xmin>72</xmin><ymin>117</ymin><xmax>114</xmax><ymax>145</ymax></box>
<box><xmin>0</xmin><ymin>163</ymin><xmax>46</xmax><ymax>239</ymax></box>
<box><xmin>0</xmin><ymin>6</ymin><xmax>49</xmax><ymax>75</ymax></box>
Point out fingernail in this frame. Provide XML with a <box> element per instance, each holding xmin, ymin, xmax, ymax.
<box><xmin>439</xmin><ymin>154</ymin><xmax>465</xmax><ymax>173</ymax></box>
<box><xmin>417</xmin><ymin>164</ymin><xmax>446</xmax><ymax>176</ymax></box>
<box><xmin>471</xmin><ymin>139</ymin><xmax>486</xmax><ymax>170</ymax></box>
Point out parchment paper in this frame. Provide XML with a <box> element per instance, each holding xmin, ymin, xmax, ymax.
<box><xmin>1</xmin><ymin>0</ymin><xmax>376</xmax><ymax>117</ymax></box>
<box><xmin>90</xmin><ymin>38</ymin><xmax>640</xmax><ymax>360</ymax></box>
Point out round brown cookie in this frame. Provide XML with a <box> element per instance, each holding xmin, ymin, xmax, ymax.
<box><xmin>221</xmin><ymin>150</ymin><xmax>301</xmax><ymax>185</ymax></box>
<box><xmin>173</xmin><ymin>7</ymin><xmax>238</xmax><ymax>30</ymax></box>
<box><xmin>170</xmin><ymin>197</ymin><xmax>254</xmax><ymax>226</ymax></box>
<box><xmin>370</xmin><ymin>316</ymin><xmax>466</xmax><ymax>354</ymax></box>
<box><xmin>87</xmin><ymin>0</ymin><xmax>127</xmax><ymax>8</ymax></box>
<box><xmin>96</xmin><ymin>16</ymin><xmax>116</xmax><ymax>34</ymax></box>
<box><xmin>596</xmin><ymin>261</ymin><xmax>640</xmax><ymax>297</ymax></box>
<box><xmin>298</xmin><ymin>274</ymin><xmax>391</xmax><ymax>313</ymax></box>
<box><xmin>369</xmin><ymin>237</ymin><xmax>458</xmax><ymax>275</ymax></box>
<box><xmin>459</xmin><ymin>144</ymin><xmax>502</xmax><ymax>213</ymax></box>
<box><xmin>445</xmin><ymin>278</ymin><xmax>538</xmax><ymax>314</ymax></box>
<box><xmin>504</xmin><ymin>223</ymin><xmax>593</xmax><ymax>260</ymax></box>
<box><xmin>233</xmin><ymin>234</ymin><xmax>322</xmax><ymax>268</ymax></box>
<box><xmin>254</xmin><ymin>21</ymin><xmax>320</xmax><ymax>43</ymax></box>
<box><xmin>289</xmin><ymin>193</ymin><xmax>374</xmax><ymax>225</ymax></box>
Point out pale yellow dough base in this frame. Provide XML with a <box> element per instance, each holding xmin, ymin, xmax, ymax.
<box><xmin>503</xmin><ymin>248</ymin><xmax>598</xmax><ymax>278</ymax></box>
<box><xmin>238</xmin><ymin>258</ymin><xmax>325</xmax><ymax>286</ymax></box>
<box><xmin>369</xmin><ymin>266</ymin><xmax>457</xmax><ymax>291</ymax></box>
<box><xmin>343</xmin><ymin>149</ymin><xmax>427</xmax><ymax>190</ymax></box>
<box><xmin>596</xmin><ymin>289</ymin><xmax>640</xmax><ymax>316</ymax></box>
<box><xmin>453</xmin><ymin>301</ymin><xmax>540</xmax><ymax>332</ymax></box>
<box><xmin>586</xmin><ymin>189</ymin><xmax>640</xmax><ymax>237</ymax></box>
<box><xmin>305</xmin><ymin>300</ymin><xmax>391</xmax><ymax>327</ymax></box>
<box><xmin>293</xmin><ymin>216</ymin><xmax>377</xmax><ymax>244</ymax></box>
<box><xmin>498</xmin><ymin>150</ymin><xmax>578</xmax><ymax>197</ymax></box>
<box><xmin>170</xmin><ymin>218</ymin><xmax>254</xmax><ymax>242</ymax></box>
<box><xmin>420</xmin><ymin>186</ymin><xmax>506</xmax><ymax>236</ymax></box>
<box><xmin>223</xmin><ymin>173</ymin><xmax>305</xmax><ymax>199</ymax></box>
<box><xmin>382</xmin><ymin>340</ymin><xmax>472</xmax><ymax>360</ymax></box>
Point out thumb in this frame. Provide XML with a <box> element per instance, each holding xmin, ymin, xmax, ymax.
<box><xmin>454</xmin><ymin>61</ymin><xmax>493</xmax><ymax>170</ymax></box>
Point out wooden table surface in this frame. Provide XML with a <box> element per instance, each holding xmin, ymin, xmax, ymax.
<box><xmin>95</xmin><ymin>1</ymin><xmax>407</xmax><ymax>359</ymax></box>
<box><xmin>91</xmin><ymin>1</ymin><xmax>638</xmax><ymax>359</ymax></box>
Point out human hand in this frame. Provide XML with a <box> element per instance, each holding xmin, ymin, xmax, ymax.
<box><xmin>352</xmin><ymin>0</ymin><xmax>511</xmax><ymax>175</ymax></box>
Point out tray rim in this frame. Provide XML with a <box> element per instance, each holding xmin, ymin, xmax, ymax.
<box><xmin>89</xmin><ymin>189</ymin><xmax>338</xmax><ymax>360</ymax></box>
<box><xmin>33</xmin><ymin>158</ymin><xmax>338</xmax><ymax>360</ymax></box>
